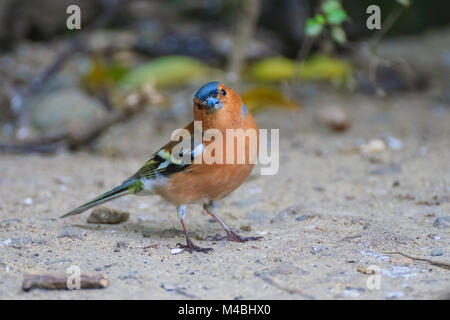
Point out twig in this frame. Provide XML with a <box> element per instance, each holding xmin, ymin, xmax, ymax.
<box><xmin>383</xmin><ymin>251</ymin><xmax>450</xmax><ymax>270</ymax></box>
<box><xmin>255</xmin><ymin>272</ymin><xmax>304</xmax><ymax>296</ymax></box>
<box><xmin>227</xmin><ymin>0</ymin><xmax>262</xmax><ymax>84</ymax></box>
<box><xmin>1</xmin><ymin>96</ymin><xmax>147</xmax><ymax>153</ymax></box>
<box><xmin>10</xmin><ymin>0</ymin><xmax>127</xmax><ymax>139</ymax></box>
<box><xmin>22</xmin><ymin>272</ymin><xmax>109</xmax><ymax>291</ymax></box>
<box><xmin>0</xmin><ymin>83</ymin><xmax>156</xmax><ymax>154</ymax></box>
<box><xmin>369</xmin><ymin>5</ymin><xmax>405</xmax><ymax>48</ymax></box>
<box><xmin>0</xmin><ymin>143</ymin><xmax>59</xmax><ymax>154</ymax></box>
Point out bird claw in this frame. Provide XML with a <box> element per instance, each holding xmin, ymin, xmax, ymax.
<box><xmin>207</xmin><ymin>231</ymin><xmax>263</xmax><ymax>243</ymax></box>
<box><xmin>176</xmin><ymin>242</ymin><xmax>214</xmax><ymax>253</ymax></box>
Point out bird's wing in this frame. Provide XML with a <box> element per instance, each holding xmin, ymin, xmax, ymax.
<box><xmin>124</xmin><ymin>122</ymin><xmax>203</xmax><ymax>193</ymax></box>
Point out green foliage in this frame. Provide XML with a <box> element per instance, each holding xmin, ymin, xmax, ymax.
<box><xmin>306</xmin><ymin>14</ymin><xmax>326</xmax><ymax>37</ymax></box>
<box><xmin>83</xmin><ymin>56</ymin><xmax>129</xmax><ymax>92</ymax></box>
<box><xmin>241</xmin><ymin>86</ymin><xmax>300</xmax><ymax>113</ymax></box>
<box><xmin>247</xmin><ymin>57</ymin><xmax>297</xmax><ymax>82</ymax></box>
<box><xmin>305</xmin><ymin>0</ymin><xmax>348</xmax><ymax>44</ymax></box>
<box><xmin>247</xmin><ymin>54</ymin><xmax>353</xmax><ymax>87</ymax></box>
<box><xmin>120</xmin><ymin>55</ymin><xmax>211</xmax><ymax>90</ymax></box>
<box><xmin>331</xmin><ymin>25</ymin><xmax>347</xmax><ymax>44</ymax></box>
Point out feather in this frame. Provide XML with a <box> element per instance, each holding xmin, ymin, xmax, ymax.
<box><xmin>60</xmin><ymin>179</ymin><xmax>136</xmax><ymax>218</ymax></box>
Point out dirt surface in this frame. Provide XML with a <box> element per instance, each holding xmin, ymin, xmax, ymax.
<box><xmin>1</xmin><ymin>86</ymin><xmax>449</xmax><ymax>300</ymax></box>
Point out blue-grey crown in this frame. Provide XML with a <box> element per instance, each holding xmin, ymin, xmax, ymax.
<box><xmin>194</xmin><ymin>81</ymin><xmax>219</xmax><ymax>102</ymax></box>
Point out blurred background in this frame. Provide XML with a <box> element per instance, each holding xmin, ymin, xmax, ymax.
<box><xmin>0</xmin><ymin>0</ymin><xmax>449</xmax><ymax>155</ymax></box>
<box><xmin>1</xmin><ymin>0</ymin><xmax>450</xmax><ymax>300</ymax></box>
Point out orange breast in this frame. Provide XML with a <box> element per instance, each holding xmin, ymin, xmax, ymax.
<box><xmin>157</xmin><ymin>112</ymin><xmax>259</xmax><ymax>205</ymax></box>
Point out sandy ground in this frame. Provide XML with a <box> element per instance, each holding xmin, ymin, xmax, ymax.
<box><xmin>0</xmin><ymin>86</ymin><xmax>449</xmax><ymax>300</ymax></box>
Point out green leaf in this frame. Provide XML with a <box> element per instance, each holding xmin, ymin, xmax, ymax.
<box><xmin>241</xmin><ymin>86</ymin><xmax>301</xmax><ymax>113</ymax></box>
<box><xmin>306</xmin><ymin>15</ymin><xmax>325</xmax><ymax>37</ymax></box>
<box><xmin>247</xmin><ymin>56</ymin><xmax>296</xmax><ymax>82</ymax></box>
<box><xmin>326</xmin><ymin>8</ymin><xmax>347</xmax><ymax>24</ymax></box>
<box><xmin>331</xmin><ymin>26</ymin><xmax>347</xmax><ymax>44</ymax></box>
<box><xmin>322</xmin><ymin>0</ymin><xmax>341</xmax><ymax>15</ymax></box>
<box><xmin>298</xmin><ymin>54</ymin><xmax>352</xmax><ymax>83</ymax></box>
<box><xmin>120</xmin><ymin>55</ymin><xmax>210</xmax><ymax>90</ymax></box>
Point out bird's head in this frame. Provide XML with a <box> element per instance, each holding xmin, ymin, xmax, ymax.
<box><xmin>193</xmin><ymin>81</ymin><xmax>244</xmax><ymax>121</ymax></box>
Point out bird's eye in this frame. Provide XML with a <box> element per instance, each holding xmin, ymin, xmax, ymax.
<box><xmin>221</xmin><ymin>89</ymin><xmax>227</xmax><ymax>96</ymax></box>
<box><xmin>196</xmin><ymin>103</ymin><xmax>202</xmax><ymax>109</ymax></box>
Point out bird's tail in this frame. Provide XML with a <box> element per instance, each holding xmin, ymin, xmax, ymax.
<box><xmin>60</xmin><ymin>180</ymin><xmax>136</xmax><ymax>218</ymax></box>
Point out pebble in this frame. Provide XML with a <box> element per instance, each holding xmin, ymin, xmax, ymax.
<box><xmin>161</xmin><ymin>282</ymin><xmax>185</xmax><ymax>291</ymax></box>
<box><xmin>318</xmin><ymin>105</ymin><xmax>351</xmax><ymax>132</ymax></box>
<box><xmin>430</xmin><ymin>248</ymin><xmax>443</xmax><ymax>256</ymax></box>
<box><xmin>311</xmin><ymin>246</ymin><xmax>323</xmax><ymax>254</ymax></box>
<box><xmin>360</xmin><ymin>139</ymin><xmax>386</xmax><ymax>154</ymax></box>
<box><xmin>296</xmin><ymin>215</ymin><xmax>307</xmax><ymax>222</ymax></box>
<box><xmin>87</xmin><ymin>207</ymin><xmax>130</xmax><ymax>224</ymax></box>
<box><xmin>119</xmin><ymin>271</ymin><xmax>138</xmax><ymax>280</ymax></box>
<box><xmin>95</xmin><ymin>264</ymin><xmax>115</xmax><ymax>272</ymax></box>
<box><xmin>1</xmin><ymin>237</ymin><xmax>31</xmax><ymax>247</ymax></box>
<box><xmin>433</xmin><ymin>216</ymin><xmax>450</xmax><ymax>229</ymax></box>
<box><xmin>0</xmin><ymin>218</ymin><xmax>20</xmax><ymax>227</ymax></box>
<box><xmin>343</xmin><ymin>286</ymin><xmax>365</xmax><ymax>298</ymax></box>
<box><xmin>45</xmin><ymin>258</ymin><xmax>72</xmax><ymax>265</ymax></box>
<box><xmin>57</xmin><ymin>227</ymin><xmax>83</xmax><ymax>240</ymax></box>
<box><xmin>370</xmin><ymin>163</ymin><xmax>402</xmax><ymax>175</ymax></box>
<box><xmin>385</xmin><ymin>291</ymin><xmax>404</xmax><ymax>299</ymax></box>
<box><xmin>385</xmin><ymin>136</ymin><xmax>403</xmax><ymax>150</ymax></box>
<box><xmin>171</xmin><ymin>248</ymin><xmax>184</xmax><ymax>255</ymax></box>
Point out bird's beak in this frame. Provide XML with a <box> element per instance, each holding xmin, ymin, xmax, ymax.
<box><xmin>205</xmin><ymin>97</ymin><xmax>222</xmax><ymax>112</ymax></box>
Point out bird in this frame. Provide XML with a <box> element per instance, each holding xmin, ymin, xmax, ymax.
<box><xmin>61</xmin><ymin>81</ymin><xmax>261</xmax><ymax>253</ymax></box>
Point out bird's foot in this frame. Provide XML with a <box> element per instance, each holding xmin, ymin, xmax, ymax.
<box><xmin>207</xmin><ymin>231</ymin><xmax>263</xmax><ymax>243</ymax></box>
<box><xmin>176</xmin><ymin>240</ymin><xmax>214</xmax><ymax>253</ymax></box>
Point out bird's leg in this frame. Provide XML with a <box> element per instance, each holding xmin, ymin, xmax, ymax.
<box><xmin>175</xmin><ymin>205</ymin><xmax>213</xmax><ymax>253</ymax></box>
<box><xmin>203</xmin><ymin>202</ymin><xmax>262</xmax><ymax>242</ymax></box>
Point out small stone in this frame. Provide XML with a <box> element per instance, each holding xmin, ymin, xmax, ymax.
<box><xmin>30</xmin><ymin>88</ymin><xmax>106</xmax><ymax>131</ymax></box>
<box><xmin>296</xmin><ymin>215</ymin><xmax>307</xmax><ymax>222</ymax></box>
<box><xmin>161</xmin><ymin>282</ymin><xmax>185</xmax><ymax>291</ymax></box>
<box><xmin>118</xmin><ymin>271</ymin><xmax>138</xmax><ymax>280</ymax></box>
<box><xmin>240</xmin><ymin>225</ymin><xmax>251</xmax><ymax>231</ymax></box>
<box><xmin>171</xmin><ymin>248</ymin><xmax>184</xmax><ymax>255</ymax></box>
<box><xmin>433</xmin><ymin>216</ymin><xmax>450</xmax><ymax>229</ymax></box>
<box><xmin>0</xmin><ymin>218</ymin><xmax>20</xmax><ymax>227</ymax></box>
<box><xmin>430</xmin><ymin>248</ymin><xmax>443</xmax><ymax>256</ymax></box>
<box><xmin>95</xmin><ymin>264</ymin><xmax>115</xmax><ymax>272</ymax></box>
<box><xmin>385</xmin><ymin>136</ymin><xmax>403</xmax><ymax>150</ymax></box>
<box><xmin>142</xmin><ymin>230</ymin><xmax>152</xmax><ymax>238</ymax></box>
<box><xmin>370</xmin><ymin>163</ymin><xmax>402</xmax><ymax>175</ymax></box>
<box><xmin>318</xmin><ymin>105</ymin><xmax>351</xmax><ymax>132</ymax></box>
<box><xmin>311</xmin><ymin>246</ymin><xmax>323</xmax><ymax>254</ymax></box>
<box><xmin>87</xmin><ymin>207</ymin><xmax>129</xmax><ymax>224</ymax></box>
<box><xmin>57</xmin><ymin>227</ymin><xmax>83</xmax><ymax>240</ymax></box>
<box><xmin>1</xmin><ymin>237</ymin><xmax>32</xmax><ymax>247</ymax></box>
<box><xmin>115</xmin><ymin>241</ymin><xmax>128</xmax><ymax>251</ymax></box>
<box><xmin>385</xmin><ymin>291</ymin><xmax>404</xmax><ymax>299</ymax></box>
<box><xmin>360</xmin><ymin>139</ymin><xmax>386</xmax><ymax>154</ymax></box>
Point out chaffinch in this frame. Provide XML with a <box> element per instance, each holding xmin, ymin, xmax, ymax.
<box><xmin>61</xmin><ymin>81</ymin><xmax>261</xmax><ymax>253</ymax></box>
